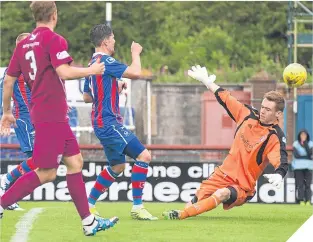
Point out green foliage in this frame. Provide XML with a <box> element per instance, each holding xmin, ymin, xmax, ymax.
<box><xmin>1</xmin><ymin>2</ymin><xmax>312</xmax><ymax>83</ymax></box>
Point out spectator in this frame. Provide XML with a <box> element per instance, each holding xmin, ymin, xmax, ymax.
<box><xmin>292</xmin><ymin>129</ymin><xmax>313</xmax><ymax>205</ymax></box>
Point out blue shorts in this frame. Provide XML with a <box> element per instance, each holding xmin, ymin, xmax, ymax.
<box><xmin>94</xmin><ymin>123</ymin><xmax>145</xmax><ymax>166</ymax></box>
<box><xmin>14</xmin><ymin>117</ymin><xmax>35</xmax><ymax>153</ymax></box>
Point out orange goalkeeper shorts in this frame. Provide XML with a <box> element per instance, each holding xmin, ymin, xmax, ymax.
<box><xmin>195</xmin><ymin>167</ymin><xmax>255</xmax><ymax>210</ymax></box>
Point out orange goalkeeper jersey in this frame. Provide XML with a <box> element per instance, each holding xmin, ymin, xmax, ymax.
<box><xmin>215</xmin><ymin>88</ymin><xmax>288</xmax><ymax>192</ymax></box>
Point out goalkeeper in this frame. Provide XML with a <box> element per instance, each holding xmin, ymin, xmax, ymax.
<box><xmin>163</xmin><ymin>65</ymin><xmax>288</xmax><ymax>220</ymax></box>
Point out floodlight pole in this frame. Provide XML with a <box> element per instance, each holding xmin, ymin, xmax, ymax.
<box><xmin>288</xmin><ymin>1</ymin><xmax>313</xmax><ymax>139</ymax></box>
<box><xmin>147</xmin><ymin>80</ymin><xmax>152</xmax><ymax>145</ymax></box>
<box><xmin>287</xmin><ymin>1</ymin><xmax>293</xmax><ymax>66</ymax></box>
<box><xmin>285</xmin><ymin>1</ymin><xmax>294</xmax><ymax>135</ymax></box>
<box><xmin>106</xmin><ymin>2</ymin><xmax>112</xmax><ymax>27</ymax></box>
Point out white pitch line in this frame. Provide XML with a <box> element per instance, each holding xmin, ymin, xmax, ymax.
<box><xmin>10</xmin><ymin>208</ymin><xmax>44</xmax><ymax>242</ymax></box>
<box><xmin>287</xmin><ymin>215</ymin><xmax>313</xmax><ymax>242</ymax></box>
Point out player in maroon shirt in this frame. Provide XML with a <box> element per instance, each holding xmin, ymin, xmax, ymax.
<box><xmin>0</xmin><ymin>1</ymin><xmax>118</xmax><ymax>236</ymax></box>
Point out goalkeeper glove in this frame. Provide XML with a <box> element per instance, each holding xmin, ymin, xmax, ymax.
<box><xmin>263</xmin><ymin>174</ymin><xmax>283</xmax><ymax>189</ymax></box>
<box><xmin>187</xmin><ymin>65</ymin><xmax>216</xmax><ymax>87</ymax></box>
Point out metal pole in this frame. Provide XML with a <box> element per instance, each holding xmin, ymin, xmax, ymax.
<box><xmin>293</xmin><ymin>1</ymin><xmax>298</xmax><ymax>140</ymax></box>
<box><xmin>293</xmin><ymin>27</ymin><xmax>298</xmax><ymax>138</ymax></box>
<box><xmin>285</xmin><ymin>1</ymin><xmax>293</xmax><ymax>134</ymax></box>
<box><xmin>106</xmin><ymin>2</ymin><xmax>112</xmax><ymax>27</ymax></box>
<box><xmin>287</xmin><ymin>1</ymin><xmax>293</xmax><ymax>65</ymax></box>
<box><xmin>146</xmin><ymin>80</ymin><xmax>152</xmax><ymax>145</ymax></box>
<box><xmin>294</xmin><ymin>19</ymin><xmax>297</xmax><ymax>64</ymax></box>
<box><xmin>297</xmin><ymin>1</ymin><xmax>313</xmax><ymax>16</ymax></box>
<box><xmin>295</xmin><ymin>19</ymin><xmax>313</xmax><ymax>23</ymax></box>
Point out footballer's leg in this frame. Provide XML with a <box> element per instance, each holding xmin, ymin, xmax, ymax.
<box><xmin>163</xmin><ymin>187</ymin><xmax>230</xmax><ymax>220</ymax></box>
<box><xmin>0</xmin><ymin>122</ymin><xmax>59</xmax><ymax>218</ymax></box>
<box><xmin>88</xmin><ymin>145</ymin><xmax>124</xmax><ymax>216</ymax></box>
<box><xmin>2</xmin><ymin>156</ymin><xmax>35</xmax><ymax>211</ymax></box>
<box><xmin>2</xmin><ymin>158</ymin><xmax>35</xmax><ymax>211</ymax></box>
<box><xmin>124</xmin><ymin>138</ymin><xmax>158</xmax><ymax>220</ymax></box>
<box><xmin>8</xmin><ymin>119</ymin><xmax>36</xmax><ymax>211</ymax></box>
<box><xmin>63</xmin><ymin>153</ymin><xmax>118</xmax><ymax>236</ymax></box>
<box><xmin>0</xmin><ymin>169</ymin><xmax>43</xmax><ymax>219</ymax></box>
<box><xmin>223</xmin><ymin>186</ymin><xmax>255</xmax><ymax>211</ymax></box>
<box><xmin>1</xmin><ymin>119</ymin><xmax>36</xmax><ymax>211</ymax></box>
<box><xmin>88</xmin><ymin>126</ymin><xmax>124</xmax><ymax>215</ymax></box>
<box><xmin>163</xmin><ymin>169</ymin><xmax>232</xmax><ymax>220</ymax></box>
<box><xmin>62</xmin><ymin>123</ymin><xmax>118</xmax><ymax>236</ymax></box>
<box><xmin>0</xmin><ymin>156</ymin><xmax>35</xmax><ymax>193</ymax></box>
<box><xmin>184</xmin><ymin>194</ymin><xmax>199</xmax><ymax>209</ymax></box>
<box><xmin>62</xmin><ymin>124</ymin><xmax>118</xmax><ymax>235</ymax></box>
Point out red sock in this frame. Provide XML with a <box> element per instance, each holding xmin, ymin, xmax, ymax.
<box><xmin>66</xmin><ymin>172</ymin><xmax>90</xmax><ymax>220</ymax></box>
<box><xmin>0</xmin><ymin>171</ymin><xmax>41</xmax><ymax>208</ymax></box>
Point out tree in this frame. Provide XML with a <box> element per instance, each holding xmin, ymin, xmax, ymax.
<box><xmin>1</xmin><ymin>2</ymin><xmax>311</xmax><ymax>83</ymax></box>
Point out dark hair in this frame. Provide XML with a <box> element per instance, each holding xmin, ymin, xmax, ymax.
<box><xmin>90</xmin><ymin>24</ymin><xmax>113</xmax><ymax>47</ymax></box>
<box><xmin>30</xmin><ymin>1</ymin><xmax>57</xmax><ymax>23</ymax></box>
<box><xmin>263</xmin><ymin>91</ymin><xmax>285</xmax><ymax>112</ymax></box>
<box><xmin>297</xmin><ymin>129</ymin><xmax>310</xmax><ymax>142</ymax></box>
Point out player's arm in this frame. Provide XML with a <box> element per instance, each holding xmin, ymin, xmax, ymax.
<box><xmin>0</xmin><ymin>50</ymin><xmax>19</xmax><ymax>135</ymax></box>
<box><xmin>122</xmin><ymin>55</ymin><xmax>141</xmax><ymax>79</ymax></box>
<box><xmin>0</xmin><ymin>73</ymin><xmax>17</xmax><ymax>136</ymax></box>
<box><xmin>267</xmin><ymin>136</ymin><xmax>288</xmax><ymax>177</ymax></box>
<box><xmin>188</xmin><ymin>65</ymin><xmax>249</xmax><ymax>123</ymax></box>
<box><xmin>214</xmin><ymin>88</ymin><xmax>251</xmax><ymax>123</ymax></box>
<box><xmin>264</xmin><ymin>128</ymin><xmax>288</xmax><ymax>188</ymax></box>
<box><xmin>1</xmin><ymin>74</ymin><xmax>16</xmax><ymax>114</ymax></box>
<box><xmin>56</xmin><ymin>59</ymin><xmax>104</xmax><ymax>80</ymax></box>
<box><xmin>82</xmin><ymin>77</ymin><xmax>93</xmax><ymax>103</ymax></box>
<box><xmin>48</xmin><ymin>35</ymin><xmax>104</xmax><ymax>80</ymax></box>
<box><xmin>3</xmin><ymin>49</ymin><xmax>20</xmax><ymax>115</ymax></box>
<box><xmin>122</xmin><ymin>42</ymin><xmax>142</xmax><ymax>79</ymax></box>
<box><xmin>0</xmin><ymin>71</ymin><xmax>4</xmax><ymax>110</ymax></box>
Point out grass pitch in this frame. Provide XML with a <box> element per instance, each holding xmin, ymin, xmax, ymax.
<box><xmin>1</xmin><ymin>202</ymin><xmax>312</xmax><ymax>242</ymax></box>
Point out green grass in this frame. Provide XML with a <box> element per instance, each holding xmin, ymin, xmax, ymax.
<box><xmin>1</xmin><ymin>202</ymin><xmax>312</xmax><ymax>242</ymax></box>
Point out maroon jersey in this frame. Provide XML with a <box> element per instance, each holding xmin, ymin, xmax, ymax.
<box><xmin>7</xmin><ymin>27</ymin><xmax>73</xmax><ymax>123</ymax></box>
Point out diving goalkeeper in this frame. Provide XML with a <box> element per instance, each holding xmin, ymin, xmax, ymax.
<box><xmin>163</xmin><ymin>65</ymin><xmax>288</xmax><ymax>220</ymax></box>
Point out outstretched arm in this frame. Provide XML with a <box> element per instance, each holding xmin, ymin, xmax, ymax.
<box><xmin>214</xmin><ymin>88</ymin><xmax>251</xmax><ymax>123</ymax></box>
<box><xmin>56</xmin><ymin>58</ymin><xmax>104</xmax><ymax>80</ymax></box>
<box><xmin>188</xmin><ymin>65</ymin><xmax>250</xmax><ymax>123</ymax></box>
<box><xmin>48</xmin><ymin>35</ymin><xmax>105</xmax><ymax>80</ymax></box>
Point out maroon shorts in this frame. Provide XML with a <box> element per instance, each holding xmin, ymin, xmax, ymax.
<box><xmin>32</xmin><ymin>122</ymin><xmax>80</xmax><ymax>169</ymax></box>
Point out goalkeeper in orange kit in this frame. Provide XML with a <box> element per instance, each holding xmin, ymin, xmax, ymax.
<box><xmin>162</xmin><ymin>65</ymin><xmax>288</xmax><ymax>220</ymax></box>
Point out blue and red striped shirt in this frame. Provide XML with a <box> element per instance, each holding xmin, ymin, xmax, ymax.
<box><xmin>0</xmin><ymin>69</ymin><xmax>31</xmax><ymax>119</ymax></box>
<box><xmin>84</xmin><ymin>53</ymin><xmax>127</xmax><ymax>127</ymax></box>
